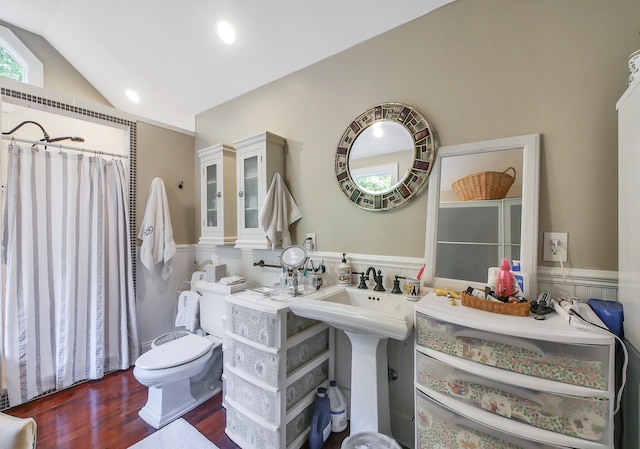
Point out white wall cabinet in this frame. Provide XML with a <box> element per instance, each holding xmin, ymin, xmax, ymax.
<box><xmin>198</xmin><ymin>144</ymin><xmax>237</xmax><ymax>245</ymax></box>
<box><xmin>617</xmin><ymin>79</ymin><xmax>640</xmax><ymax>352</ymax></box>
<box><xmin>436</xmin><ymin>199</ymin><xmax>521</xmax><ymax>283</ymax></box>
<box><xmin>233</xmin><ymin>132</ymin><xmax>285</xmax><ymax>249</ymax></box>
<box><xmin>223</xmin><ymin>291</ymin><xmax>334</xmax><ymax>449</ymax></box>
<box><xmin>414</xmin><ymin>293</ymin><xmax>615</xmax><ymax>449</ymax></box>
<box><xmin>617</xmin><ymin>76</ymin><xmax>640</xmax><ymax>449</ymax></box>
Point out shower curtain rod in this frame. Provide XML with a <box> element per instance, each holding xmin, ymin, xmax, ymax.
<box><xmin>1</xmin><ymin>136</ymin><xmax>129</xmax><ymax>159</ymax></box>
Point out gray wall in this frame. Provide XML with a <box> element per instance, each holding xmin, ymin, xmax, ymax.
<box><xmin>136</xmin><ymin>122</ymin><xmax>197</xmax><ymax>244</ymax></box>
<box><xmin>0</xmin><ymin>19</ymin><xmax>110</xmax><ymax>106</ymax></box>
<box><xmin>195</xmin><ymin>0</ymin><xmax>640</xmax><ymax>270</ymax></box>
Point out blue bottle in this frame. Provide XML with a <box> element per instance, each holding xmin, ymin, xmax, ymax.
<box><xmin>309</xmin><ymin>387</ymin><xmax>331</xmax><ymax>449</ymax></box>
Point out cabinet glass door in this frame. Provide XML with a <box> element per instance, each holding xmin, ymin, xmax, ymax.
<box><xmin>243</xmin><ymin>155</ymin><xmax>259</xmax><ymax>229</ymax></box>
<box><xmin>206</xmin><ymin>163</ymin><xmax>218</xmax><ymax>227</ymax></box>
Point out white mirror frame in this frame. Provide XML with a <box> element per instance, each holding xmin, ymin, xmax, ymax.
<box><xmin>424</xmin><ymin>134</ymin><xmax>540</xmax><ymax>296</ymax></box>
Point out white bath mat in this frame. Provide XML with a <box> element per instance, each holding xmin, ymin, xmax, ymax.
<box><xmin>128</xmin><ymin>418</ymin><xmax>219</xmax><ymax>449</ymax></box>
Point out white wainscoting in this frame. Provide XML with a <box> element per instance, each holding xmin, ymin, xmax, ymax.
<box><xmin>137</xmin><ymin>245</ymin><xmax>622</xmax><ymax>448</ymax></box>
<box><xmin>537</xmin><ymin>266</ymin><xmax>618</xmax><ymax>301</ymax></box>
<box><xmin>135</xmin><ymin>245</ymin><xmax>198</xmax><ymax>351</ymax></box>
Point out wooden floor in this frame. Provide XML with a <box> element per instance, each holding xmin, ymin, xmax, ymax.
<box><xmin>6</xmin><ymin>368</ymin><xmax>349</xmax><ymax>449</ymax></box>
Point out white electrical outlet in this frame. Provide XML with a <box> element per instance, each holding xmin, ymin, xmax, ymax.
<box><xmin>305</xmin><ymin>233</ymin><xmax>316</xmax><ymax>251</ymax></box>
<box><xmin>543</xmin><ymin>232</ymin><xmax>568</xmax><ymax>262</ymax></box>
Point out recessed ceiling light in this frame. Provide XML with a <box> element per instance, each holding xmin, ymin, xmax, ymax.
<box><xmin>217</xmin><ymin>21</ymin><xmax>236</xmax><ymax>44</ymax></box>
<box><xmin>126</xmin><ymin>89</ymin><xmax>140</xmax><ymax>103</ymax></box>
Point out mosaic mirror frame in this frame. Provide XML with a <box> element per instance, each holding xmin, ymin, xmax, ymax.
<box><xmin>335</xmin><ymin>102</ymin><xmax>436</xmax><ymax>211</ymax></box>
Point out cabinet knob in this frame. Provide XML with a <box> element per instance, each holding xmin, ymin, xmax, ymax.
<box><xmin>238</xmin><ymin>191</ymin><xmax>244</xmax><ymax>198</ymax></box>
<box><xmin>217</xmin><ymin>192</ymin><xmax>222</xmax><ymax>198</ymax></box>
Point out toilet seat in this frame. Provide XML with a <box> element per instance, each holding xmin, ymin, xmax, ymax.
<box><xmin>135</xmin><ymin>333</ymin><xmax>213</xmax><ymax>370</ymax></box>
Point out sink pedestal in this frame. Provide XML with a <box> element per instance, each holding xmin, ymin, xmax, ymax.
<box><xmin>287</xmin><ymin>286</ymin><xmax>414</xmax><ymax>438</ymax></box>
<box><xmin>345</xmin><ymin>332</ymin><xmax>391</xmax><ymax>436</ymax></box>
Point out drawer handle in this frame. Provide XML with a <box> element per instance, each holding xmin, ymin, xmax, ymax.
<box><xmin>454</xmin><ymin>330</ymin><xmax>544</xmax><ymax>358</ymax></box>
<box><xmin>446</xmin><ymin>373</ymin><xmax>545</xmax><ymax>407</ymax></box>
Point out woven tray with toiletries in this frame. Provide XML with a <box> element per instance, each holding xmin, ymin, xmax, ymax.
<box><xmin>460</xmin><ymin>292</ymin><xmax>530</xmax><ymax>316</ymax></box>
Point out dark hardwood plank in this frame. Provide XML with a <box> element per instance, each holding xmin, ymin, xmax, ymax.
<box><xmin>6</xmin><ymin>368</ymin><xmax>348</xmax><ymax>449</ymax></box>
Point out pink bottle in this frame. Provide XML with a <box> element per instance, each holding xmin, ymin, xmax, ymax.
<box><xmin>497</xmin><ymin>258</ymin><xmax>513</xmax><ymax>298</ymax></box>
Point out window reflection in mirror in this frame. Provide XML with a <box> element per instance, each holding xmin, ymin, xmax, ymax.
<box><xmin>349</xmin><ymin>121</ymin><xmax>414</xmax><ymax>193</ymax></box>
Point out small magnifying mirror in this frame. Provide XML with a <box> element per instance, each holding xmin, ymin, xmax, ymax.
<box><xmin>279</xmin><ymin>245</ymin><xmax>308</xmax><ymax>270</ymax></box>
<box><xmin>278</xmin><ymin>245</ymin><xmax>308</xmax><ymax>298</ymax></box>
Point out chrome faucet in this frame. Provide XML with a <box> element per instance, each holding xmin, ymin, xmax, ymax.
<box><xmin>365</xmin><ymin>266</ymin><xmax>386</xmax><ymax>292</ymax></box>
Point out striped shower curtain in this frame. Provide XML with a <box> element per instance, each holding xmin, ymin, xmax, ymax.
<box><xmin>1</xmin><ymin>144</ymin><xmax>140</xmax><ymax>406</ymax></box>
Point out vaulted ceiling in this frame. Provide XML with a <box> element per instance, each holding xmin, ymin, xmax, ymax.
<box><xmin>0</xmin><ymin>0</ymin><xmax>454</xmax><ymax>130</ymax></box>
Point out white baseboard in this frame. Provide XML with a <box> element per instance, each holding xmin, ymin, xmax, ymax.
<box><xmin>390</xmin><ymin>408</ymin><xmax>415</xmax><ymax>449</ymax></box>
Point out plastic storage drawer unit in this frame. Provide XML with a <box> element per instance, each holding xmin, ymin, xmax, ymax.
<box><xmin>416</xmin><ymin>391</ymin><xmax>566</xmax><ymax>449</ymax></box>
<box><xmin>416</xmin><ymin>352</ymin><xmax>609</xmax><ymax>442</ymax></box>
<box><xmin>415</xmin><ymin>312</ymin><xmax>609</xmax><ymax>390</ymax></box>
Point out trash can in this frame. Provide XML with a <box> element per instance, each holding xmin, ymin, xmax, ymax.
<box><xmin>341</xmin><ymin>432</ymin><xmax>401</xmax><ymax>449</ymax></box>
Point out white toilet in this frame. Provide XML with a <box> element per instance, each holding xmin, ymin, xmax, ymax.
<box><xmin>133</xmin><ymin>283</ymin><xmax>226</xmax><ymax>429</ymax></box>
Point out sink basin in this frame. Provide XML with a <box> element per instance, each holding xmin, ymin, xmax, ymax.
<box><xmin>289</xmin><ymin>285</ymin><xmax>416</xmax><ymax>437</ymax></box>
<box><xmin>289</xmin><ymin>285</ymin><xmax>414</xmax><ymax>340</ymax></box>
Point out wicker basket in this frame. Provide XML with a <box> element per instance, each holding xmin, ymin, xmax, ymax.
<box><xmin>452</xmin><ymin>167</ymin><xmax>516</xmax><ymax>201</ymax></box>
<box><xmin>461</xmin><ymin>292</ymin><xmax>529</xmax><ymax>316</ymax></box>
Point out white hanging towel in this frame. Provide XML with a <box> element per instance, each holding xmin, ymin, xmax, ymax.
<box><xmin>174</xmin><ymin>291</ymin><xmax>200</xmax><ymax>332</ymax></box>
<box><xmin>189</xmin><ymin>271</ymin><xmax>206</xmax><ymax>290</ymax></box>
<box><xmin>138</xmin><ymin>177</ymin><xmax>176</xmax><ymax>280</ymax></box>
<box><xmin>259</xmin><ymin>172</ymin><xmax>302</xmax><ymax>249</ymax></box>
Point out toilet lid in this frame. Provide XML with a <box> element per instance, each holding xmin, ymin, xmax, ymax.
<box><xmin>135</xmin><ymin>334</ymin><xmax>213</xmax><ymax>370</ymax></box>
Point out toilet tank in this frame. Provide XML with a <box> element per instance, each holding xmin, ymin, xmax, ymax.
<box><xmin>194</xmin><ymin>280</ymin><xmax>247</xmax><ymax>338</ymax></box>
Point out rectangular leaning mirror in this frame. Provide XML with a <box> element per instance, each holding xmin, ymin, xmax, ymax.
<box><xmin>424</xmin><ymin>134</ymin><xmax>540</xmax><ymax>298</ymax></box>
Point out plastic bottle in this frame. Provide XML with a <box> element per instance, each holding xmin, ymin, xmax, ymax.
<box><xmin>497</xmin><ymin>258</ymin><xmax>513</xmax><ymax>298</ymax></box>
<box><xmin>309</xmin><ymin>387</ymin><xmax>331</xmax><ymax>449</ymax></box>
<box><xmin>511</xmin><ymin>260</ymin><xmax>527</xmax><ymax>298</ymax></box>
<box><xmin>337</xmin><ymin>253</ymin><xmax>352</xmax><ymax>286</ymax></box>
<box><xmin>327</xmin><ymin>380</ymin><xmax>347</xmax><ymax>432</ymax></box>
<box><xmin>487</xmin><ymin>267</ymin><xmax>499</xmax><ymax>291</ymax></box>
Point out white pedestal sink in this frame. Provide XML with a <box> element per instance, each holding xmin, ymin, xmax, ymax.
<box><xmin>288</xmin><ymin>285</ymin><xmax>414</xmax><ymax>436</ymax></box>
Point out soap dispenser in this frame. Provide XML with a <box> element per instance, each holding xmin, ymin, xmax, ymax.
<box><xmin>337</xmin><ymin>253</ymin><xmax>352</xmax><ymax>286</ymax></box>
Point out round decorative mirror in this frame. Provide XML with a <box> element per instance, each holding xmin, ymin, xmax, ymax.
<box><xmin>335</xmin><ymin>102</ymin><xmax>436</xmax><ymax>211</ymax></box>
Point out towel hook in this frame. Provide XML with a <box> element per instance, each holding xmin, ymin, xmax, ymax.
<box><xmin>178</xmin><ymin>180</ymin><xmax>184</xmax><ymax>190</ymax></box>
